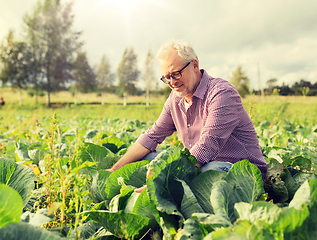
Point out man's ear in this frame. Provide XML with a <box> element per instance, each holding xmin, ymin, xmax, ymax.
<box><xmin>193</xmin><ymin>59</ymin><xmax>199</xmax><ymax>72</ymax></box>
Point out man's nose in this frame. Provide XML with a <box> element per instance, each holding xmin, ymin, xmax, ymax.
<box><xmin>169</xmin><ymin>77</ymin><xmax>178</xmax><ymax>86</ymax></box>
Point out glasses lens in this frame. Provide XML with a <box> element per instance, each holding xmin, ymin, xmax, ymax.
<box><xmin>171</xmin><ymin>72</ymin><xmax>181</xmax><ymax>80</ymax></box>
<box><xmin>161</xmin><ymin>76</ymin><xmax>168</xmax><ymax>84</ymax></box>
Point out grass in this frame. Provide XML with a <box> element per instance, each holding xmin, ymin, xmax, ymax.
<box><xmin>244</xmin><ymin>94</ymin><xmax>317</xmax><ymax>126</ymax></box>
<box><xmin>0</xmin><ymin>88</ymin><xmax>166</xmax><ymax>121</ymax></box>
<box><xmin>1</xmin><ymin>103</ymin><xmax>165</xmax><ymax>122</ymax></box>
<box><xmin>1</xmin><ymin>87</ymin><xmax>317</xmax><ymax>126</ymax></box>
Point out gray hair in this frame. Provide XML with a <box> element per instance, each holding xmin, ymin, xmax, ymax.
<box><xmin>156</xmin><ymin>39</ymin><xmax>199</xmax><ymax>64</ymax></box>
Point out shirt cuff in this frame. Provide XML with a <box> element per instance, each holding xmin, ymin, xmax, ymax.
<box><xmin>136</xmin><ymin>134</ymin><xmax>158</xmax><ymax>152</ymax></box>
<box><xmin>190</xmin><ymin>145</ymin><xmax>215</xmax><ymax>165</ymax></box>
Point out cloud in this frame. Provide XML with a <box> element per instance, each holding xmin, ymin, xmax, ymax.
<box><xmin>1</xmin><ymin>0</ymin><xmax>317</xmax><ymax>89</ymax></box>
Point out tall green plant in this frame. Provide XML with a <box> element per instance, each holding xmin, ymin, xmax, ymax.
<box><xmin>34</xmin><ymin>113</ymin><xmax>96</xmax><ymax>234</ymax></box>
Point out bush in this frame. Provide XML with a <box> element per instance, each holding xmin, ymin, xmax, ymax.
<box><xmin>38</xmin><ymin>90</ymin><xmax>45</xmax><ymax>97</ymax></box>
<box><xmin>27</xmin><ymin>89</ymin><xmax>35</xmax><ymax>97</ymax></box>
<box><xmin>27</xmin><ymin>88</ymin><xmax>45</xmax><ymax>97</ymax></box>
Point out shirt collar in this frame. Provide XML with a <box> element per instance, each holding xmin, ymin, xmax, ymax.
<box><xmin>192</xmin><ymin>69</ymin><xmax>209</xmax><ymax>100</ymax></box>
<box><xmin>173</xmin><ymin>69</ymin><xmax>210</xmax><ymax>107</ymax></box>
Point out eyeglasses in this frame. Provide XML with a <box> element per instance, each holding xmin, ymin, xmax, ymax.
<box><xmin>160</xmin><ymin>60</ymin><xmax>193</xmax><ymax>84</ymax></box>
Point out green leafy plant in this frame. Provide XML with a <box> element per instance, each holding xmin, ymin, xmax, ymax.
<box><xmin>0</xmin><ymin>184</ymin><xmax>23</xmax><ymax>229</ymax></box>
<box><xmin>0</xmin><ymin>158</ymin><xmax>36</xmax><ymax>207</ymax></box>
<box><xmin>0</xmin><ymin>113</ymin><xmax>316</xmax><ymax>239</ymax></box>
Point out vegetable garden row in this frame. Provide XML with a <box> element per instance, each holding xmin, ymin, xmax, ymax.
<box><xmin>0</xmin><ymin>113</ymin><xmax>317</xmax><ymax>239</ymax></box>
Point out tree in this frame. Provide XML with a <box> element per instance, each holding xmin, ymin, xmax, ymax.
<box><xmin>230</xmin><ymin>65</ymin><xmax>250</xmax><ymax>98</ymax></box>
<box><xmin>72</xmin><ymin>51</ymin><xmax>96</xmax><ymax>104</ymax></box>
<box><xmin>117</xmin><ymin>47</ymin><xmax>140</xmax><ymax>106</ymax></box>
<box><xmin>23</xmin><ymin>6</ymin><xmax>45</xmax><ymax>104</ymax></box>
<box><xmin>278</xmin><ymin>83</ymin><xmax>294</xmax><ymax>96</ymax></box>
<box><xmin>291</xmin><ymin>79</ymin><xmax>312</xmax><ymax>96</ymax></box>
<box><xmin>267</xmin><ymin>78</ymin><xmax>277</xmax><ymax>95</ymax></box>
<box><xmin>143</xmin><ymin>49</ymin><xmax>155</xmax><ymax>106</ymax></box>
<box><xmin>23</xmin><ymin>0</ymin><xmax>82</xmax><ymax>107</ymax></box>
<box><xmin>96</xmin><ymin>54</ymin><xmax>115</xmax><ymax>105</ymax></box>
<box><xmin>0</xmin><ymin>30</ymin><xmax>31</xmax><ymax>105</ymax></box>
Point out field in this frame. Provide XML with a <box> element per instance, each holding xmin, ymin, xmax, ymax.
<box><xmin>1</xmin><ymin>87</ymin><xmax>317</xmax><ymax>125</ymax></box>
<box><xmin>0</xmin><ymin>88</ymin><xmax>166</xmax><ymax>121</ymax></box>
<box><xmin>0</xmin><ymin>88</ymin><xmax>317</xmax><ymax>239</ymax></box>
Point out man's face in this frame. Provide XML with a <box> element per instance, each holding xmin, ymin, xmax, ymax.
<box><xmin>161</xmin><ymin>50</ymin><xmax>199</xmax><ymax>102</ymax></box>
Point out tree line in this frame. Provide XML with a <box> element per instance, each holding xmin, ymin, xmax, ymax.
<box><xmin>256</xmin><ymin>78</ymin><xmax>317</xmax><ymax>97</ymax></box>
<box><xmin>0</xmin><ymin>0</ymin><xmax>158</xmax><ymax>106</ymax></box>
<box><xmin>230</xmin><ymin>66</ymin><xmax>317</xmax><ymax>98</ymax></box>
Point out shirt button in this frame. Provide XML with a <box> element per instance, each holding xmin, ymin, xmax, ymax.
<box><xmin>187</xmin><ymin>124</ymin><xmax>190</xmax><ymax>127</ymax></box>
<box><xmin>189</xmin><ymin>144</ymin><xmax>192</xmax><ymax>147</ymax></box>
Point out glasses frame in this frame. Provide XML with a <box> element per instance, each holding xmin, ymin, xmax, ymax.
<box><xmin>160</xmin><ymin>60</ymin><xmax>193</xmax><ymax>84</ymax></box>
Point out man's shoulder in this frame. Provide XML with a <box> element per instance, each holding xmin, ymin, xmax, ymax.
<box><xmin>201</xmin><ymin>70</ymin><xmax>231</xmax><ymax>88</ymax></box>
<box><xmin>200</xmin><ymin>73</ymin><xmax>239</xmax><ymax>102</ymax></box>
<box><xmin>203</xmin><ymin>76</ymin><xmax>234</xmax><ymax>93</ymax></box>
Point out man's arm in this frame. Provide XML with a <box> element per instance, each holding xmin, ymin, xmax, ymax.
<box><xmin>108</xmin><ymin>142</ymin><xmax>150</xmax><ymax>172</ymax></box>
<box><xmin>108</xmin><ymin>95</ymin><xmax>176</xmax><ymax>172</ymax></box>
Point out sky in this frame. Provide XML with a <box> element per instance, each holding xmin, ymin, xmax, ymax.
<box><xmin>1</xmin><ymin>0</ymin><xmax>317</xmax><ymax>90</ymax></box>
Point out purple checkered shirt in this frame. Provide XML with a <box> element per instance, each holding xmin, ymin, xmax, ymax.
<box><xmin>137</xmin><ymin>70</ymin><xmax>267</xmax><ymax>174</ymax></box>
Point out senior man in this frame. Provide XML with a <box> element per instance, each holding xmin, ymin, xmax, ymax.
<box><xmin>108</xmin><ymin>40</ymin><xmax>267</xmax><ymax>181</ymax></box>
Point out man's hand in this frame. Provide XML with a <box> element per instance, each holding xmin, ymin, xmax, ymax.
<box><xmin>107</xmin><ymin>142</ymin><xmax>151</xmax><ymax>172</ymax></box>
<box><xmin>134</xmin><ymin>185</ymin><xmax>147</xmax><ymax>193</ymax></box>
<box><xmin>105</xmin><ymin>169</ymin><xmax>146</xmax><ymax>193</ymax></box>
<box><xmin>195</xmin><ymin>162</ymin><xmax>202</xmax><ymax>168</ymax></box>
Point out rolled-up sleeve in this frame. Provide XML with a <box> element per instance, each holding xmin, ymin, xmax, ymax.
<box><xmin>137</xmin><ymin>97</ymin><xmax>176</xmax><ymax>151</ymax></box>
